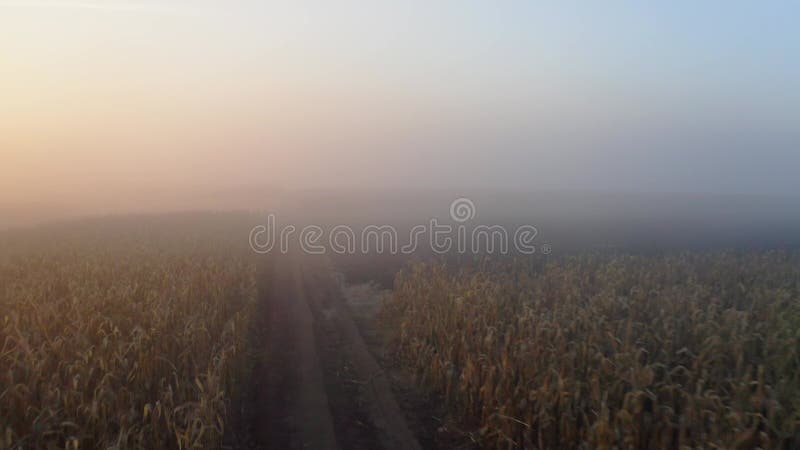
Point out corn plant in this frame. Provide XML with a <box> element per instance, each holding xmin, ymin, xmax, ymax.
<box><xmin>0</xmin><ymin>224</ymin><xmax>258</xmax><ymax>450</ymax></box>
<box><xmin>383</xmin><ymin>252</ymin><xmax>800</xmax><ymax>449</ymax></box>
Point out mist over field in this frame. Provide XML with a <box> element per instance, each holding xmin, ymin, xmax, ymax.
<box><xmin>2</xmin><ymin>2</ymin><xmax>799</xmax><ymax>232</ymax></box>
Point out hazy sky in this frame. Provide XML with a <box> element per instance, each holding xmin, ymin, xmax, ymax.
<box><xmin>2</xmin><ymin>1</ymin><xmax>798</xmax><ymax>215</ymax></box>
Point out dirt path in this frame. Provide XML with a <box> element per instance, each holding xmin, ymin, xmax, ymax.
<box><xmin>253</xmin><ymin>254</ymin><xmax>422</xmax><ymax>450</ymax></box>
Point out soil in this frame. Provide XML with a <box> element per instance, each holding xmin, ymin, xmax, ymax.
<box><xmin>227</xmin><ymin>253</ymin><xmax>464</xmax><ymax>450</ymax></box>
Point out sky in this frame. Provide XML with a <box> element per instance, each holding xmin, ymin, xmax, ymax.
<box><xmin>1</xmin><ymin>1</ymin><xmax>799</xmax><ymax>220</ymax></box>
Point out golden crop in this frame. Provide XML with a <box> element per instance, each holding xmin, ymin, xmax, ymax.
<box><xmin>0</xmin><ymin>226</ymin><xmax>258</xmax><ymax>449</ymax></box>
<box><xmin>383</xmin><ymin>252</ymin><xmax>800</xmax><ymax>449</ymax></box>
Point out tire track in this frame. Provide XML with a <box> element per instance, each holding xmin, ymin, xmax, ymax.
<box><xmin>256</xmin><ymin>254</ymin><xmax>421</xmax><ymax>450</ymax></box>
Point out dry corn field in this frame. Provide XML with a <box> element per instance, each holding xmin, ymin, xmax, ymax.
<box><xmin>0</xmin><ymin>227</ymin><xmax>258</xmax><ymax>449</ymax></box>
<box><xmin>382</xmin><ymin>253</ymin><xmax>800</xmax><ymax>449</ymax></box>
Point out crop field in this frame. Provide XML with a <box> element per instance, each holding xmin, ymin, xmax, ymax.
<box><xmin>382</xmin><ymin>253</ymin><xmax>800</xmax><ymax>449</ymax></box>
<box><xmin>0</xmin><ymin>219</ymin><xmax>258</xmax><ymax>449</ymax></box>
<box><xmin>3</xmin><ymin>215</ymin><xmax>800</xmax><ymax>450</ymax></box>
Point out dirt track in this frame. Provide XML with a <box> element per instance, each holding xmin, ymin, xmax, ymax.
<box><xmin>250</xmin><ymin>254</ymin><xmax>423</xmax><ymax>450</ymax></box>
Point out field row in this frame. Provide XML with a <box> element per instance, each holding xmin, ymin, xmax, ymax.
<box><xmin>1</xmin><ymin>240</ymin><xmax>257</xmax><ymax>449</ymax></box>
<box><xmin>383</xmin><ymin>253</ymin><xmax>800</xmax><ymax>449</ymax></box>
